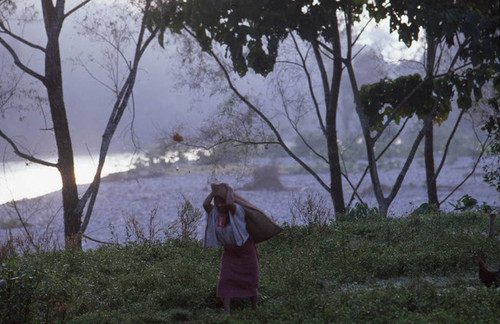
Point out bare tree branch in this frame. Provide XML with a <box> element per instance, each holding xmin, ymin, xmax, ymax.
<box><xmin>183</xmin><ymin>26</ymin><xmax>332</xmax><ymax>194</ymax></box>
<box><xmin>386</xmin><ymin>99</ymin><xmax>440</xmax><ymax>204</ymax></box>
<box><xmin>77</xmin><ymin>2</ymin><xmax>158</xmax><ymax>235</ymax></box>
<box><xmin>317</xmin><ymin>40</ymin><xmax>334</xmax><ymax>56</ymax></box>
<box><xmin>0</xmin><ymin>67</ymin><xmax>23</xmax><ymax>112</ymax></box>
<box><xmin>81</xmin><ymin>27</ymin><xmax>132</xmax><ymax>71</ymax></box>
<box><xmin>350</xmin><ymin>16</ymin><xmax>373</xmax><ymax>48</ymax></box>
<box><xmin>347</xmin><ymin>117</ymin><xmax>410</xmax><ymax>205</ymax></box>
<box><xmin>78</xmin><ymin>59</ymin><xmax>117</xmax><ymax>93</ymax></box>
<box><xmin>0</xmin><ymin>21</ymin><xmax>46</xmax><ymax>52</ymax></box>
<box><xmin>439</xmin><ymin>134</ymin><xmax>490</xmax><ymax>206</ymax></box>
<box><xmin>173</xmin><ymin>137</ymin><xmax>280</xmax><ymax>151</ymax></box>
<box><xmin>351</xmin><ymin>44</ymin><xmax>366</xmax><ymax>63</ymax></box>
<box><xmin>0</xmin><ymin>37</ymin><xmax>46</xmax><ymax>83</ymax></box>
<box><xmin>64</xmin><ymin>0</ymin><xmax>92</xmax><ymax>19</ymax></box>
<box><xmin>434</xmin><ymin>36</ymin><xmax>446</xmax><ymax>74</ymax></box>
<box><xmin>82</xmin><ymin>234</ymin><xmax>120</xmax><ymax>246</ymax></box>
<box><xmin>275</xmin><ymin>60</ymin><xmax>304</xmax><ymax>68</ymax></box>
<box><xmin>443</xmin><ymin>37</ymin><xmax>472</xmax><ymax>75</ymax></box>
<box><xmin>0</xmin><ymin>129</ymin><xmax>58</xmax><ymax>167</ymax></box>
<box><xmin>339</xmin><ymin>152</ymin><xmax>365</xmax><ymax>205</ymax></box>
<box><xmin>318</xmin><ymin>46</ymin><xmax>334</xmax><ymax>61</ymax></box>
<box><xmin>8</xmin><ymin>199</ymin><xmax>38</xmax><ymax>252</ymax></box>
<box><xmin>290</xmin><ymin>32</ymin><xmax>327</xmax><ymax>136</ymax></box>
<box><xmin>433</xmin><ymin>109</ymin><xmax>465</xmax><ymax>182</ymax></box>
<box><xmin>311</xmin><ymin>40</ymin><xmax>331</xmax><ymax>117</ymax></box>
<box><xmin>277</xmin><ymin>75</ymin><xmax>329</xmax><ymax>164</ymax></box>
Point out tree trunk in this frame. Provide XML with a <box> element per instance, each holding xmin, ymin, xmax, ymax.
<box><xmin>327</xmin><ymin>123</ymin><xmax>346</xmax><ymax>215</ymax></box>
<box><xmin>326</xmin><ymin>13</ymin><xmax>346</xmax><ymax>215</ymax></box>
<box><xmin>425</xmin><ymin>122</ymin><xmax>439</xmax><ymax>207</ymax></box>
<box><xmin>43</xmin><ymin>1</ymin><xmax>81</xmax><ymax>249</ymax></box>
<box><xmin>345</xmin><ymin>60</ymin><xmax>386</xmax><ymax>214</ymax></box>
<box><xmin>424</xmin><ymin>35</ymin><xmax>439</xmax><ymax>209</ymax></box>
<box><xmin>341</xmin><ymin>12</ymin><xmax>388</xmax><ymax>216</ymax></box>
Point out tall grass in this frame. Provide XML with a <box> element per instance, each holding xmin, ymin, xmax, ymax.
<box><xmin>1</xmin><ymin>212</ymin><xmax>499</xmax><ymax>323</ymax></box>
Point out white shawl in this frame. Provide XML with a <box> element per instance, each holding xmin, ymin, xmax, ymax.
<box><xmin>203</xmin><ymin>203</ymin><xmax>249</xmax><ymax>248</ymax></box>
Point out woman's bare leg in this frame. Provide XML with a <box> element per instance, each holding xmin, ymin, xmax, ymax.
<box><xmin>223</xmin><ymin>297</ymin><xmax>231</xmax><ymax>314</ymax></box>
<box><xmin>250</xmin><ymin>296</ymin><xmax>257</xmax><ymax>310</ymax></box>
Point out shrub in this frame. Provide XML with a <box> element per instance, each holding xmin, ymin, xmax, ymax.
<box><xmin>1</xmin><ymin>212</ymin><xmax>499</xmax><ymax>322</ymax></box>
<box><xmin>165</xmin><ymin>196</ymin><xmax>203</xmax><ymax>242</ymax></box>
<box><xmin>449</xmin><ymin>194</ymin><xmax>497</xmax><ymax>214</ymax></box>
<box><xmin>0</xmin><ymin>231</ymin><xmax>17</xmax><ymax>262</ymax></box>
<box><xmin>410</xmin><ymin>203</ymin><xmax>439</xmax><ymax>216</ymax></box>
<box><xmin>339</xmin><ymin>202</ymin><xmax>381</xmax><ymax>221</ymax></box>
<box><xmin>289</xmin><ymin>191</ymin><xmax>332</xmax><ymax>226</ymax></box>
<box><xmin>124</xmin><ymin>206</ymin><xmax>162</xmax><ymax>244</ymax></box>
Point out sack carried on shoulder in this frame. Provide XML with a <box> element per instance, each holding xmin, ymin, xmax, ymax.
<box><xmin>211</xmin><ymin>183</ymin><xmax>283</xmax><ymax>243</ymax></box>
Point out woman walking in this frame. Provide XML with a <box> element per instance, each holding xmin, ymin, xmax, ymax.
<box><xmin>203</xmin><ymin>183</ymin><xmax>259</xmax><ymax>314</ymax></box>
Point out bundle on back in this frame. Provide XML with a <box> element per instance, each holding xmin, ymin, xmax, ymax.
<box><xmin>211</xmin><ymin>183</ymin><xmax>283</xmax><ymax>243</ymax></box>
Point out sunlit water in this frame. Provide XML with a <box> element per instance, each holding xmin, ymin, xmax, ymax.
<box><xmin>0</xmin><ymin>152</ymin><xmax>138</xmax><ymax>205</ymax></box>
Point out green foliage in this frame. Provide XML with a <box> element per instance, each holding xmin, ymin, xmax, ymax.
<box><xmin>370</xmin><ymin>0</ymin><xmax>500</xmax><ymax>110</ymax></box>
<box><xmin>359</xmin><ymin>74</ymin><xmax>452</xmax><ymax>131</ymax></box>
<box><xmin>340</xmin><ymin>202</ymin><xmax>381</xmax><ymax>221</ymax></box>
<box><xmin>151</xmin><ymin>0</ymin><xmax>368</xmax><ymax>77</ymax></box>
<box><xmin>482</xmin><ymin>107</ymin><xmax>500</xmax><ymax>192</ymax></box>
<box><xmin>450</xmin><ymin>194</ymin><xmax>478</xmax><ymax>212</ymax></box>
<box><xmin>1</xmin><ymin>213</ymin><xmax>499</xmax><ymax>322</ymax></box>
<box><xmin>450</xmin><ymin>194</ymin><xmax>496</xmax><ymax>214</ymax></box>
<box><xmin>0</xmin><ymin>259</ymin><xmax>46</xmax><ymax>323</ymax></box>
<box><xmin>410</xmin><ymin>203</ymin><xmax>439</xmax><ymax>216</ymax></box>
<box><xmin>1</xmin><ymin>241</ymin><xmax>219</xmax><ymax>323</ymax></box>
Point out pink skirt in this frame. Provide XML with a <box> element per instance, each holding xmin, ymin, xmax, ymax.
<box><xmin>217</xmin><ymin>237</ymin><xmax>259</xmax><ymax>298</ymax></box>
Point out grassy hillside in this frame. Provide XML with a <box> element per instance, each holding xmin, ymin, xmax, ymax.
<box><xmin>1</xmin><ymin>212</ymin><xmax>499</xmax><ymax>323</ymax></box>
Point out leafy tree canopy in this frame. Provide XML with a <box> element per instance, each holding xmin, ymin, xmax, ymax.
<box><xmin>150</xmin><ymin>0</ymin><xmax>366</xmax><ymax>76</ymax></box>
<box><xmin>368</xmin><ymin>0</ymin><xmax>500</xmax><ymax>108</ymax></box>
<box><xmin>359</xmin><ymin>74</ymin><xmax>452</xmax><ymax>131</ymax></box>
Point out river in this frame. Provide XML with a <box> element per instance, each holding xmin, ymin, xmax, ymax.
<box><xmin>1</xmin><ymin>155</ymin><xmax>498</xmax><ymax>250</ymax></box>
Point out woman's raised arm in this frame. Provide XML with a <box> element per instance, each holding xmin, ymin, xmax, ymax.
<box><xmin>203</xmin><ymin>191</ymin><xmax>214</xmax><ymax>213</ymax></box>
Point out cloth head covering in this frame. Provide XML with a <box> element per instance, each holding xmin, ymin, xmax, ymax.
<box><xmin>211</xmin><ymin>183</ymin><xmax>229</xmax><ymax>199</ymax></box>
<box><xmin>210</xmin><ymin>183</ymin><xmax>283</xmax><ymax>243</ymax></box>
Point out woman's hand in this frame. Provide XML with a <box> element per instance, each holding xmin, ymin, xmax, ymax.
<box><xmin>203</xmin><ymin>191</ymin><xmax>215</xmax><ymax>213</ymax></box>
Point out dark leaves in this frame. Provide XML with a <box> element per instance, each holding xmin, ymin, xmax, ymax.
<box><xmin>359</xmin><ymin>74</ymin><xmax>453</xmax><ymax>130</ymax></box>
<box><xmin>148</xmin><ymin>0</ymin><xmax>367</xmax><ymax>77</ymax></box>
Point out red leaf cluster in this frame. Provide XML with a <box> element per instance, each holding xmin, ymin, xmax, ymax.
<box><xmin>172</xmin><ymin>133</ymin><xmax>183</xmax><ymax>143</ymax></box>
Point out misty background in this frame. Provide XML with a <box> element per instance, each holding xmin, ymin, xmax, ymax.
<box><xmin>0</xmin><ymin>0</ymin><xmax>493</xmax><ymax>207</ymax></box>
<box><xmin>0</xmin><ymin>0</ymin><xmax>497</xmax><ymax>253</ymax></box>
<box><xmin>1</xmin><ymin>1</ymin><xmax>193</xmax><ymax>158</ymax></box>
<box><xmin>1</xmin><ymin>0</ymin><xmax>427</xmax><ymax>159</ymax></box>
